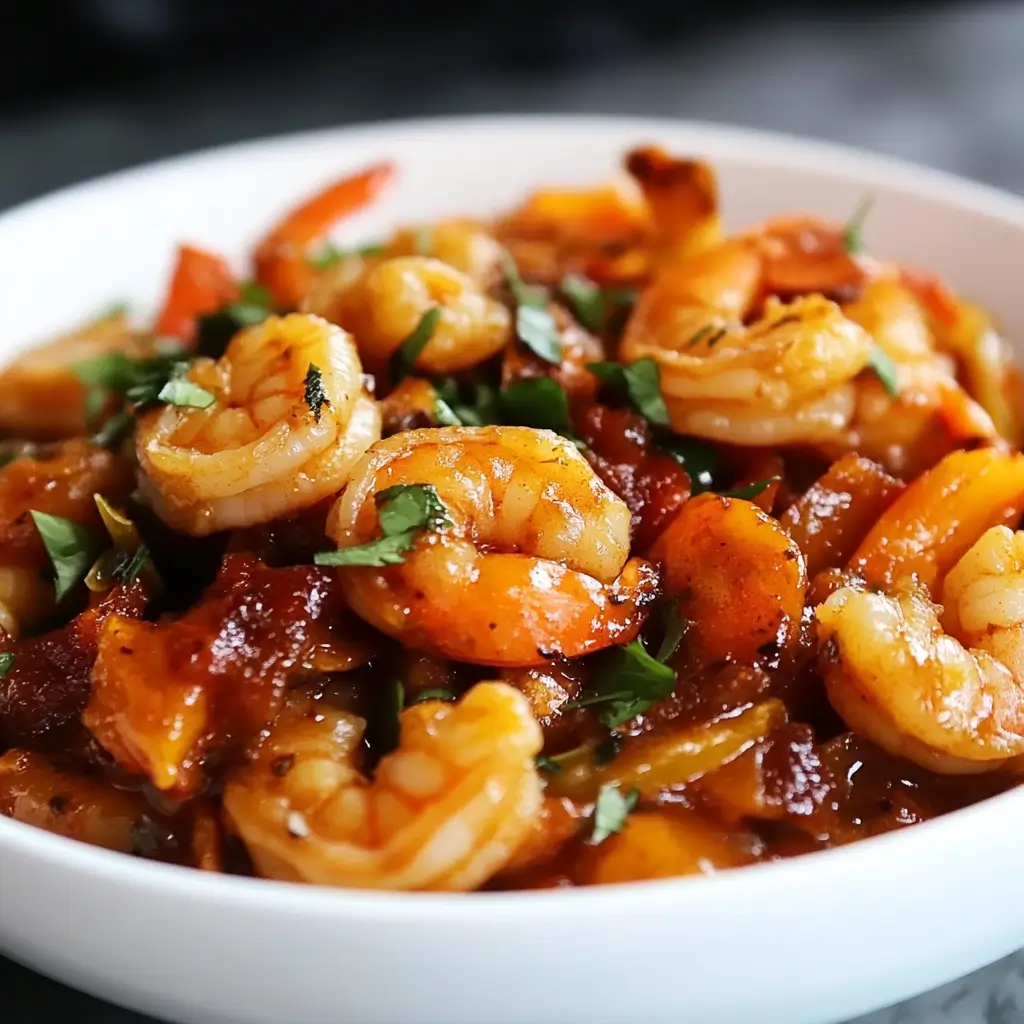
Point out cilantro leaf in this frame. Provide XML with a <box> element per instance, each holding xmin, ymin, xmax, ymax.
<box><xmin>561</xmin><ymin>274</ymin><xmax>637</xmax><ymax>334</ymax></box>
<box><xmin>111</xmin><ymin>544</ymin><xmax>150</xmax><ymax>586</ymax></box>
<box><xmin>307</xmin><ymin>241</ymin><xmax>387</xmax><ymax>270</ymax></box>
<box><xmin>433</xmin><ymin>395</ymin><xmax>463</xmax><ymax>426</ymax></box>
<box><xmin>587</xmin><ymin>357</ymin><xmax>670</xmax><ymax>429</ymax></box>
<box><xmin>314</xmin><ymin>484</ymin><xmax>451</xmax><ymax>567</ymax></box>
<box><xmin>375</xmin><ymin>484</ymin><xmax>452</xmax><ymax>535</ymax></box>
<box><xmin>157</xmin><ymin>373</ymin><xmax>216</xmax><ymax>409</ymax></box>
<box><xmin>591</xmin><ymin>784</ymin><xmax>639</xmax><ymax>844</ymax></box>
<box><xmin>866</xmin><ymin>345</ymin><xmax>901</xmax><ymax>398</ymax></box>
<box><xmin>304</xmin><ymin>363</ymin><xmax>330</xmax><ymax>423</ymax></box>
<box><xmin>239</xmin><ymin>280</ymin><xmax>273</xmax><ymax>307</ymax></box>
<box><xmin>657</xmin><ymin>436</ymin><xmax>717</xmax><ymax>493</ymax></box>
<box><xmin>409</xmin><ymin>688</ymin><xmax>457</xmax><ymax>705</ymax></box>
<box><xmin>90</xmin><ymin>409</ymin><xmax>134</xmax><ymax>450</ymax></box>
<box><xmin>499</xmin><ymin>377</ymin><xmax>577</xmax><ymax>440</ymax></box>
<box><xmin>566</xmin><ymin>640</ymin><xmax>676</xmax><ymax>728</ymax></box>
<box><xmin>535</xmin><ymin>755</ymin><xmax>563</xmax><ymax>774</ymax></box>
<box><xmin>503</xmin><ymin>252</ymin><xmax>562</xmax><ymax>365</ymax></box>
<box><xmin>721</xmin><ymin>477</ymin><xmax>781</xmax><ymax>501</ymax></box>
<box><xmin>391</xmin><ymin>307</ymin><xmax>441</xmax><ymax>383</ymax></box>
<box><xmin>195</xmin><ymin>300</ymin><xmax>271</xmax><ymax>359</ymax></box>
<box><xmin>0</xmin><ymin>653</ymin><xmax>13</xmax><ymax>678</ymax></box>
<box><xmin>842</xmin><ymin>195</ymin><xmax>874</xmax><ymax>256</ymax></box>
<box><xmin>30</xmin><ymin>511</ymin><xmax>102</xmax><ymax>601</ymax></box>
<box><xmin>377</xmin><ymin>680</ymin><xmax>405</xmax><ymax>756</ymax></box>
<box><xmin>433</xmin><ymin>379</ymin><xmax>501</xmax><ymax>427</ymax></box>
<box><xmin>656</xmin><ymin>602</ymin><xmax>687</xmax><ymax>664</ymax></box>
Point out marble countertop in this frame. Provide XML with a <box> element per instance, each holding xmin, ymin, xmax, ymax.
<box><xmin>1</xmin><ymin>1</ymin><xmax>1021</xmax><ymax>1020</ymax></box>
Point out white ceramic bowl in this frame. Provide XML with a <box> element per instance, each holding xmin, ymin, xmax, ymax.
<box><xmin>0</xmin><ymin>115</ymin><xmax>1022</xmax><ymax>1024</ymax></box>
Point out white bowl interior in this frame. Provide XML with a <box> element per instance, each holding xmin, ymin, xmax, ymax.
<box><xmin>0</xmin><ymin>115</ymin><xmax>1021</xmax><ymax>1024</ymax></box>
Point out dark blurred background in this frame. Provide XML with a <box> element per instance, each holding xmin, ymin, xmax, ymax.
<box><xmin>2</xmin><ymin>1</ymin><xmax>1023</xmax><ymax>1021</ymax></box>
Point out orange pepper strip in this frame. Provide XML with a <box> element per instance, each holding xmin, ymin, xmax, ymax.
<box><xmin>253</xmin><ymin>161</ymin><xmax>396</xmax><ymax>310</ymax></box>
<box><xmin>154</xmin><ymin>244</ymin><xmax>240</xmax><ymax>344</ymax></box>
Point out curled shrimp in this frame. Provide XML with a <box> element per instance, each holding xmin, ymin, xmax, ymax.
<box><xmin>817</xmin><ymin>526</ymin><xmax>1024</xmax><ymax>775</ymax></box>
<box><xmin>223</xmin><ymin>682</ymin><xmax>543</xmax><ymax>890</ymax></box>
<box><xmin>136</xmin><ymin>313</ymin><xmax>380</xmax><ymax>536</ymax></box>
<box><xmin>321</xmin><ymin>256</ymin><xmax>512</xmax><ymax>378</ymax></box>
<box><xmin>621</xmin><ymin>241</ymin><xmax>874</xmax><ymax>445</ymax></box>
<box><xmin>0</xmin><ymin>310</ymin><xmax>147</xmax><ymax>440</ymax></box>
<box><xmin>0</xmin><ymin>440</ymin><xmax>133</xmax><ymax>636</ymax></box>
<box><xmin>253</xmin><ymin>161</ymin><xmax>395</xmax><ymax>310</ymax></box>
<box><xmin>325</xmin><ymin>426</ymin><xmax>659</xmax><ymax>666</ymax></box>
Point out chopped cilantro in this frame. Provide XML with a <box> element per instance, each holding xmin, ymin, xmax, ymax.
<box><xmin>587</xmin><ymin>357</ymin><xmax>670</xmax><ymax>429</ymax></box>
<box><xmin>656</xmin><ymin>602</ymin><xmax>687</xmax><ymax>664</ymax></box>
<box><xmin>0</xmin><ymin>653</ymin><xmax>13</xmax><ymax>678</ymax></box>
<box><xmin>657</xmin><ymin>436</ymin><xmax>718</xmax><ymax>493</ymax></box>
<box><xmin>239</xmin><ymin>280</ymin><xmax>273</xmax><ymax>307</ymax></box>
<box><xmin>561</xmin><ymin>274</ymin><xmax>637</xmax><ymax>334</ymax></box>
<box><xmin>433</xmin><ymin>379</ymin><xmax>501</xmax><ymax>427</ymax></box>
<box><xmin>391</xmin><ymin>307</ymin><xmax>441</xmax><ymax>383</ymax></box>
<box><xmin>30</xmin><ymin>511</ymin><xmax>102</xmax><ymax>601</ymax></box>
<box><xmin>535</xmin><ymin>755</ymin><xmax>563</xmax><ymax>774</ymax></box>
<box><xmin>194</xmin><ymin>300</ymin><xmax>271</xmax><ymax>359</ymax></box>
<box><xmin>307</xmin><ymin>241</ymin><xmax>387</xmax><ymax>270</ymax></box>
<box><xmin>304</xmin><ymin>363</ymin><xmax>330</xmax><ymax>423</ymax></box>
<box><xmin>842</xmin><ymin>195</ymin><xmax>874</xmax><ymax>256</ymax></box>
<box><xmin>503</xmin><ymin>251</ymin><xmax>562</xmax><ymax>364</ymax></box>
<box><xmin>591</xmin><ymin>784</ymin><xmax>639</xmax><ymax>844</ymax></box>
<box><xmin>499</xmin><ymin>377</ymin><xmax>578</xmax><ymax>442</ymax></box>
<box><xmin>111</xmin><ymin>544</ymin><xmax>150</xmax><ymax>586</ymax></box>
<box><xmin>156</xmin><ymin>371</ymin><xmax>215</xmax><ymax>409</ymax></box>
<box><xmin>408</xmin><ymin>688</ymin><xmax>457</xmax><ymax>705</ymax></box>
<box><xmin>721</xmin><ymin>477</ymin><xmax>782</xmax><ymax>501</ymax></box>
<box><xmin>314</xmin><ymin>484</ymin><xmax>451</xmax><ymax>567</ymax></box>
<box><xmin>866</xmin><ymin>345</ymin><xmax>901</xmax><ymax>398</ymax></box>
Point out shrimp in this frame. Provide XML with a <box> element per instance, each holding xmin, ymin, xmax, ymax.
<box><xmin>619</xmin><ymin>240</ymin><xmax>875</xmax><ymax>445</ymax></box>
<box><xmin>650</xmin><ymin>494</ymin><xmax>808</xmax><ymax>668</ymax></box>
<box><xmin>311</xmin><ymin>255</ymin><xmax>512</xmax><ymax>379</ymax></box>
<box><xmin>388</xmin><ymin>219</ymin><xmax>505</xmax><ymax>283</ymax></box>
<box><xmin>222</xmin><ymin>681</ymin><xmax>544</xmax><ymax>890</ymax></box>
<box><xmin>253</xmin><ymin>161</ymin><xmax>395</xmax><ymax>310</ymax></box>
<box><xmin>0</xmin><ymin>311</ymin><xmax>149</xmax><ymax>440</ymax></box>
<box><xmin>135</xmin><ymin>313</ymin><xmax>380</xmax><ymax>536</ymax></box>
<box><xmin>325</xmin><ymin>426</ymin><xmax>660</xmax><ymax>667</ymax></box>
<box><xmin>0</xmin><ymin>440</ymin><xmax>133</xmax><ymax>636</ymax></box>
<box><xmin>816</xmin><ymin>526</ymin><xmax>1024</xmax><ymax>774</ymax></box>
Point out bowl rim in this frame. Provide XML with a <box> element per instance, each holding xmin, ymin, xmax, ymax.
<box><xmin>1</xmin><ymin>112</ymin><xmax>1021</xmax><ymax>917</ymax></box>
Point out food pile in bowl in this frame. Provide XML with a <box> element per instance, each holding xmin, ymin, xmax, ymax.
<box><xmin>0</xmin><ymin>145</ymin><xmax>1021</xmax><ymax>892</ymax></box>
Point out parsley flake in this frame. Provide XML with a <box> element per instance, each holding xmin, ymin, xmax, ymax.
<box><xmin>656</xmin><ymin>602</ymin><xmax>687</xmax><ymax>664</ymax></box>
<box><xmin>304</xmin><ymin>363</ymin><xmax>330</xmax><ymax>423</ymax></box>
<box><xmin>30</xmin><ymin>511</ymin><xmax>102</xmax><ymax>601</ymax></box>
<box><xmin>591</xmin><ymin>784</ymin><xmax>639</xmax><ymax>844</ymax></box>
<box><xmin>587</xmin><ymin>357</ymin><xmax>670</xmax><ymax>429</ymax></box>
<box><xmin>408</xmin><ymin>688</ymin><xmax>457</xmax><ymax>705</ymax></box>
<box><xmin>720</xmin><ymin>477</ymin><xmax>782</xmax><ymax>501</ymax></box>
<box><xmin>657</xmin><ymin>436</ymin><xmax>718</xmax><ymax>493</ymax></box>
<box><xmin>866</xmin><ymin>345</ymin><xmax>901</xmax><ymax>398</ymax></box>
<box><xmin>314</xmin><ymin>484</ymin><xmax>451</xmax><ymax>567</ymax></box>
<box><xmin>503</xmin><ymin>251</ymin><xmax>562</xmax><ymax>364</ymax></box>
<box><xmin>391</xmin><ymin>307</ymin><xmax>441</xmax><ymax>383</ymax></box>
<box><xmin>499</xmin><ymin>377</ymin><xmax>579</xmax><ymax>442</ymax></box>
<box><xmin>842</xmin><ymin>195</ymin><xmax>874</xmax><ymax>256</ymax></box>
<box><xmin>535</xmin><ymin>755</ymin><xmax>563</xmax><ymax>774</ymax></box>
<box><xmin>195</xmin><ymin>301</ymin><xmax>271</xmax><ymax>359</ymax></box>
<box><xmin>156</xmin><ymin>371</ymin><xmax>215</xmax><ymax>409</ymax></box>
<box><xmin>561</xmin><ymin>274</ymin><xmax>637</xmax><ymax>334</ymax></box>
<box><xmin>566</xmin><ymin>639</ymin><xmax>676</xmax><ymax>728</ymax></box>
<box><xmin>0</xmin><ymin>653</ymin><xmax>13</xmax><ymax>678</ymax></box>
<box><xmin>433</xmin><ymin>379</ymin><xmax>502</xmax><ymax>427</ymax></box>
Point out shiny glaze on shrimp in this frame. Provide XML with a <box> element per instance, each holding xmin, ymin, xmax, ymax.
<box><xmin>326</xmin><ymin>426</ymin><xmax>659</xmax><ymax>666</ymax></box>
<box><xmin>620</xmin><ymin>240</ymin><xmax>875</xmax><ymax>445</ymax></box>
<box><xmin>817</xmin><ymin>526</ymin><xmax>1024</xmax><ymax>775</ymax></box>
<box><xmin>136</xmin><ymin>313</ymin><xmax>380</xmax><ymax>536</ymax></box>
<box><xmin>223</xmin><ymin>682</ymin><xmax>543</xmax><ymax>890</ymax></box>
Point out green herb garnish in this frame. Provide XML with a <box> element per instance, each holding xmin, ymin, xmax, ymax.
<box><xmin>591</xmin><ymin>784</ymin><xmax>639</xmax><ymax>844</ymax></box>
<box><xmin>408</xmin><ymin>688</ymin><xmax>457</xmax><ymax>705</ymax></box>
<box><xmin>503</xmin><ymin>251</ymin><xmax>562</xmax><ymax>364</ymax></box>
<box><xmin>307</xmin><ymin>241</ymin><xmax>387</xmax><ymax>270</ymax></box>
<box><xmin>866</xmin><ymin>345</ymin><xmax>901</xmax><ymax>398</ymax></box>
<box><xmin>156</xmin><ymin>371</ymin><xmax>216</xmax><ymax>409</ymax></box>
<box><xmin>0</xmin><ymin>653</ymin><xmax>13</xmax><ymax>678</ymax></box>
<box><xmin>656</xmin><ymin>602</ymin><xmax>687</xmax><ymax>664</ymax></box>
<box><xmin>842</xmin><ymin>195</ymin><xmax>874</xmax><ymax>256</ymax></box>
<box><xmin>499</xmin><ymin>377</ymin><xmax>578</xmax><ymax>442</ymax></box>
<box><xmin>314</xmin><ymin>484</ymin><xmax>452</xmax><ymax>567</ymax></box>
<box><xmin>587</xmin><ymin>357</ymin><xmax>670</xmax><ymax>429</ymax></box>
<box><xmin>720</xmin><ymin>477</ymin><xmax>781</xmax><ymax>501</ymax></box>
<box><xmin>535</xmin><ymin>755</ymin><xmax>563</xmax><ymax>774</ymax></box>
<box><xmin>657</xmin><ymin>436</ymin><xmax>718</xmax><ymax>493</ymax></box>
<box><xmin>304</xmin><ymin>363</ymin><xmax>330</xmax><ymax>423</ymax></box>
<box><xmin>239</xmin><ymin>281</ymin><xmax>273</xmax><ymax>307</ymax></box>
<box><xmin>391</xmin><ymin>307</ymin><xmax>441</xmax><ymax>383</ymax></box>
<box><xmin>194</xmin><ymin>301</ymin><xmax>272</xmax><ymax>359</ymax></box>
<box><xmin>566</xmin><ymin>639</ymin><xmax>677</xmax><ymax>728</ymax></box>
<box><xmin>30</xmin><ymin>511</ymin><xmax>102</xmax><ymax>601</ymax></box>
<box><xmin>433</xmin><ymin>379</ymin><xmax>502</xmax><ymax>427</ymax></box>
<box><xmin>561</xmin><ymin>274</ymin><xmax>637</xmax><ymax>334</ymax></box>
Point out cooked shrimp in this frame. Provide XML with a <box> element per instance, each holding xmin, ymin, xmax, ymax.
<box><xmin>0</xmin><ymin>440</ymin><xmax>133</xmax><ymax>636</ymax></box>
<box><xmin>389</xmin><ymin>219</ymin><xmax>505</xmax><ymax>282</ymax></box>
<box><xmin>253</xmin><ymin>161</ymin><xmax>395</xmax><ymax>310</ymax></box>
<box><xmin>817</xmin><ymin>526</ymin><xmax>1024</xmax><ymax>774</ymax></box>
<box><xmin>649</xmin><ymin>494</ymin><xmax>808</xmax><ymax>668</ymax></box>
<box><xmin>223</xmin><ymin>681</ymin><xmax>544</xmax><ymax>890</ymax></box>
<box><xmin>620</xmin><ymin>241</ymin><xmax>874</xmax><ymax>445</ymax></box>
<box><xmin>0</xmin><ymin>311</ymin><xmax>148</xmax><ymax>440</ymax></box>
<box><xmin>313</xmin><ymin>255</ymin><xmax>512</xmax><ymax>379</ymax></box>
<box><xmin>136</xmin><ymin>313</ymin><xmax>381</xmax><ymax>536</ymax></box>
<box><xmin>325</xmin><ymin>426</ymin><xmax>659</xmax><ymax>666</ymax></box>
<box><xmin>849</xmin><ymin>447</ymin><xmax>1024</xmax><ymax>596</ymax></box>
